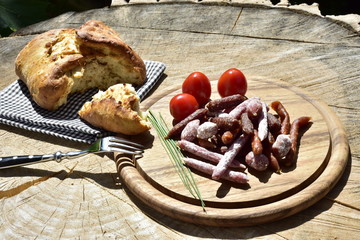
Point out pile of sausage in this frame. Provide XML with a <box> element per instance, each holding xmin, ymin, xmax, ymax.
<box><xmin>165</xmin><ymin>94</ymin><xmax>311</xmax><ymax>184</ymax></box>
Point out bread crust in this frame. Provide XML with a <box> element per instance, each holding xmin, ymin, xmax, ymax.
<box><xmin>15</xmin><ymin>20</ymin><xmax>146</xmax><ymax>111</ymax></box>
<box><xmin>78</xmin><ymin>84</ymin><xmax>151</xmax><ymax>135</ymax></box>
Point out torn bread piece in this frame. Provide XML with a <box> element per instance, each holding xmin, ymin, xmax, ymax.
<box><xmin>15</xmin><ymin>20</ymin><xmax>146</xmax><ymax>110</ymax></box>
<box><xmin>78</xmin><ymin>84</ymin><xmax>151</xmax><ymax>135</ymax></box>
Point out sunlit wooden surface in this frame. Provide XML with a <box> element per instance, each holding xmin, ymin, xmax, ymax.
<box><xmin>0</xmin><ymin>1</ymin><xmax>359</xmax><ymax>239</ymax></box>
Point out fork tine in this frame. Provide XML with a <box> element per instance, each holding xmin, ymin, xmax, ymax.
<box><xmin>104</xmin><ymin>136</ymin><xmax>144</xmax><ymax>156</ymax></box>
<box><xmin>109</xmin><ymin>146</ymin><xmax>143</xmax><ymax>156</ymax></box>
<box><xmin>108</xmin><ymin>136</ymin><xmax>144</xmax><ymax>149</ymax></box>
<box><xmin>108</xmin><ymin>142</ymin><xmax>144</xmax><ymax>153</ymax></box>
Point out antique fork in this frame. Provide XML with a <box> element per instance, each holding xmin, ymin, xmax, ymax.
<box><xmin>0</xmin><ymin>136</ymin><xmax>144</xmax><ymax>169</ymax></box>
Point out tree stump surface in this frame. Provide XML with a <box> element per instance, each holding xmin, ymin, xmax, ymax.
<box><xmin>0</xmin><ymin>1</ymin><xmax>359</xmax><ymax>239</ymax></box>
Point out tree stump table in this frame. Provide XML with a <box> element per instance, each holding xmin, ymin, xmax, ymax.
<box><xmin>0</xmin><ymin>1</ymin><xmax>359</xmax><ymax>239</ymax></box>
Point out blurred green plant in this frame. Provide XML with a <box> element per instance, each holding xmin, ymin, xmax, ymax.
<box><xmin>0</xmin><ymin>0</ymin><xmax>112</xmax><ymax>37</ymax></box>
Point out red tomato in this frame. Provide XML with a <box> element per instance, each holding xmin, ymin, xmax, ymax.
<box><xmin>182</xmin><ymin>72</ymin><xmax>211</xmax><ymax>106</ymax></box>
<box><xmin>218</xmin><ymin>68</ymin><xmax>247</xmax><ymax>97</ymax></box>
<box><xmin>169</xmin><ymin>93</ymin><xmax>199</xmax><ymax>121</ymax></box>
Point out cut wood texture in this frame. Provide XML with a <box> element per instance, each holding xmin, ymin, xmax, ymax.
<box><xmin>121</xmin><ymin>77</ymin><xmax>348</xmax><ymax>226</ymax></box>
<box><xmin>0</xmin><ymin>1</ymin><xmax>359</xmax><ymax>239</ymax></box>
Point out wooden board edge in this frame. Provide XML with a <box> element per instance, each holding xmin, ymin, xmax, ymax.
<box><xmin>124</xmin><ymin>77</ymin><xmax>349</xmax><ymax>226</ymax></box>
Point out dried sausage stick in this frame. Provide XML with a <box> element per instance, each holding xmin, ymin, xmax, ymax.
<box><xmin>272</xmin><ymin>134</ymin><xmax>292</xmax><ymax>160</ymax></box>
<box><xmin>181</xmin><ymin>119</ymin><xmax>200</xmax><ymax>142</ymax></box>
<box><xmin>263</xmin><ymin>139</ymin><xmax>281</xmax><ymax>173</ymax></box>
<box><xmin>267</xmin><ymin>112</ymin><xmax>281</xmax><ymax>135</ymax></box>
<box><xmin>210</xmin><ymin>116</ymin><xmax>240</xmax><ymax>132</ymax></box>
<box><xmin>252</xmin><ymin>129</ymin><xmax>263</xmax><ymax>155</ymax></box>
<box><xmin>183</xmin><ymin>157</ymin><xmax>249</xmax><ymax>184</ymax></box>
<box><xmin>267</xmin><ymin>131</ymin><xmax>275</xmax><ymax>144</ymax></box>
<box><xmin>240</xmin><ymin>112</ymin><xmax>254</xmax><ymax>135</ymax></box>
<box><xmin>285</xmin><ymin>116</ymin><xmax>312</xmax><ymax>167</ymax></box>
<box><xmin>166</xmin><ymin>108</ymin><xmax>208</xmax><ymax>139</ymax></box>
<box><xmin>212</xmin><ymin>134</ymin><xmax>250</xmax><ymax>180</ymax></box>
<box><xmin>206</xmin><ymin>94</ymin><xmax>246</xmax><ymax>112</ymax></box>
<box><xmin>257</xmin><ymin>101</ymin><xmax>268</xmax><ymax>141</ymax></box>
<box><xmin>177</xmin><ymin>140</ymin><xmax>246</xmax><ymax>169</ymax></box>
<box><xmin>221</xmin><ymin>131</ymin><xmax>234</xmax><ymax>145</ymax></box>
<box><xmin>247</xmin><ymin>97</ymin><xmax>263</xmax><ymax>118</ymax></box>
<box><xmin>197</xmin><ymin>138</ymin><xmax>217</xmax><ymax>149</ymax></box>
<box><xmin>228</xmin><ymin>103</ymin><xmax>247</xmax><ymax>119</ymax></box>
<box><xmin>270</xmin><ymin>101</ymin><xmax>291</xmax><ymax>135</ymax></box>
<box><xmin>269</xmin><ymin>152</ymin><xmax>281</xmax><ymax>173</ymax></box>
<box><xmin>197</xmin><ymin>122</ymin><xmax>218</xmax><ymax>139</ymax></box>
<box><xmin>221</xmin><ymin>127</ymin><xmax>241</xmax><ymax>146</ymax></box>
<box><xmin>245</xmin><ymin>151</ymin><xmax>269</xmax><ymax>171</ymax></box>
<box><xmin>228</xmin><ymin>98</ymin><xmax>250</xmax><ymax>119</ymax></box>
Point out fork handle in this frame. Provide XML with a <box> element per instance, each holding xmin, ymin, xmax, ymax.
<box><xmin>0</xmin><ymin>150</ymin><xmax>89</xmax><ymax>169</ymax></box>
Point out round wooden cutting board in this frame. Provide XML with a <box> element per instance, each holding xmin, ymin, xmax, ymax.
<box><xmin>117</xmin><ymin>76</ymin><xmax>348</xmax><ymax>227</ymax></box>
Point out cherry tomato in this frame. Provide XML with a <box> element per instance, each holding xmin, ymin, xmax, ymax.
<box><xmin>182</xmin><ymin>72</ymin><xmax>211</xmax><ymax>106</ymax></box>
<box><xmin>218</xmin><ymin>68</ymin><xmax>247</xmax><ymax>97</ymax></box>
<box><xmin>169</xmin><ymin>93</ymin><xmax>199</xmax><ymax>121</ymax></box>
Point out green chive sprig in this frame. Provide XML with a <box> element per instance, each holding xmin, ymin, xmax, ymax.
<box><xmin>148</xmin><ymin>110</ymin><xmax>205</xmax><ymax>210</ymax></box>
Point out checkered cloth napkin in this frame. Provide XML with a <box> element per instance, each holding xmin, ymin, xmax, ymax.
<box><xmin>0</xmin><ymin>60</ymin><xmax>166</xmax><ymax>144</ymax></box>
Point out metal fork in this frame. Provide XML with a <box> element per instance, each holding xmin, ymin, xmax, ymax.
<box><xmin>0</xmin><ymin>136</ymin><xmax>144</xmax><ymax>169</ymax></box>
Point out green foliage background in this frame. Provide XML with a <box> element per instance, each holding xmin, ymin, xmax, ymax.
<box><xmin>0</xmin><ymin>0</ymin><xmax>112</xmax><ymax>37</ymax></box>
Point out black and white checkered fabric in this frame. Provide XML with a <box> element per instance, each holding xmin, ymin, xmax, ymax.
<box><xmin>0</xmin><ymin>60</ymin><xmax>166</xmax><ymax>144</ymax></box>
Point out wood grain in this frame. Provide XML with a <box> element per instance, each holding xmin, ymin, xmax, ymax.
<box><xmin>0</xmin><ymin>1</ymin><xmax>359</xmax><ymax>239</ymax></box>
<box><xmin>118</xmin><ymin>76</ymin><xmax>348</xmax><ymax>226</ymax></box>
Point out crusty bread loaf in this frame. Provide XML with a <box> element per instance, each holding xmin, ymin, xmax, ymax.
<box><xmin>78</xmin><ymin>83</ymin><xmax>151</xmax><ymax>135</ymax></box>
<box><xmin>15</xmin><ymin>20</ymin><xmax>146</xmax><ymax>111</ymax></box>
